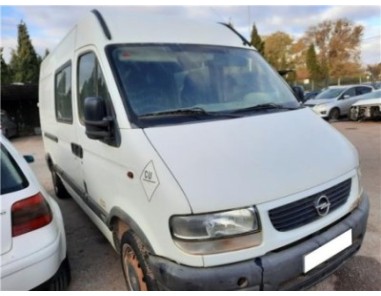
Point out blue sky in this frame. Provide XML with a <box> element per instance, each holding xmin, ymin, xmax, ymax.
<box><xmin>1</xmin><ymin>4</ymin><xmax>380</xmax><ymax>66</ymax></box>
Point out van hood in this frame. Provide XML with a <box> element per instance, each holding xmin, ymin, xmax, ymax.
<box><xmin>144</xmin><ymin>108</ymin><xmax>358</xmax><ymax>213</ymax></box>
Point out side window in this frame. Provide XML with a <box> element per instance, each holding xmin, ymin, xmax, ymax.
<box><xmin>55</xmin><ymin>63</ymin><xmax>73</xmax><ymax>123</ymax></box>
<box><xmin>77</xmin><ymin>52</ymin><xmax>111</xmax><ymax>123</ymax></box>
<box><xmin>343</xmin><ymin>88</ymin><xmax>356</xmax><ymax>98</ymax></box>
<box><xmin>356</xmin><ymin>86</ymin><xmax>372</xmax><ymax>95</ymax></box>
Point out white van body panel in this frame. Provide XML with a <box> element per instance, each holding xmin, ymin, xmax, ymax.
<box><xmin>78</xmin><ymin>128</ymin><xmax>199</xmax><ymax>265</ymax></box>
<box><xmin>145</xmin><ymin>108</ymin><xmax>358</xmax><ymax>213</ymax></box>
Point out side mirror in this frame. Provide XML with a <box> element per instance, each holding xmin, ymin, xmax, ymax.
<box><xmin>343</xmin><ymin>94</ymin><xmax>350</xmax><ymax>99</ymax></box>
<box><xmin>291</xmin><ymin>86</ymin><xmax>304</xmax><ymax>102</ymax></box>
<box><xmin>84</xmin><ymin>97</ymin><xmax>113</xmax><ymax>140</ymax></box>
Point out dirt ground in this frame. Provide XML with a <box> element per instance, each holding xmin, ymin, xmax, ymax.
<box><xmin>10</xmin><ymin>121</ymin><xmax>381</xmax><ymax>291</ymax></box>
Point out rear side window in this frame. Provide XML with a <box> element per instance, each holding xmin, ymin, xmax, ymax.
<box><xmin>55</xmin><ymin>63</ymin><xmax>73</xmax><ymax>123</ymax></box>
<box><xmin>1</xmin><ymin>145</ymin><xmax>29</xmax><ymax>195</ymax></box>
<box><xmin>77</xmin><ymin>52</ymin><xmax>111</xmax><ymax>124</ymax></box>
<box><xmin>356</xmin><ymin>86</ymin><xmax>372</xmax><ymax>95</ymax></box>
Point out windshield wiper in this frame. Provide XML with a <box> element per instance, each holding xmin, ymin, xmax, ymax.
<box><xmin>233</xmin><ymin>103</ymin><xmax>299</xmax><ymax>113</ymax></box>
<box><xmin>139</xmin><ymin>107</ymin><xmax>239</xmax><ymax>118</ymax></box>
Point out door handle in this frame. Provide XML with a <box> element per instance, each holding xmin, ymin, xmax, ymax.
<box><xmin>71</xmin><ymin>143</ymin><xmax>83</xmax><ymax>159</ymax></box>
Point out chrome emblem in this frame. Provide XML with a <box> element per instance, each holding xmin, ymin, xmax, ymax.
<box><xmin>314</xmin><ymin>195</ymin><xmax>331</xmax><ymax>217</ymax></box>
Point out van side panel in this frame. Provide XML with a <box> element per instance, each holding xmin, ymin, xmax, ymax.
<box><xmin>39</xmin><ymin>26</ymin><xmax>83</xmax><ymax>196</ymax></box>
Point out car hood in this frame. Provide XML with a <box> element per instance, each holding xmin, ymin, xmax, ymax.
<box><xmin>304</xmin><ymin>98</ymin><xmax>334</xmax><ymax>106</ymax></box>
<box><xmin>352</xmin><ymin>98</ymin><xmax>381</xmax><ymax>106</ymax></box>
<box><xmin>144</xmin><ymin>108</ymin><xmax>358</xmax><ymax>213</ymax></box>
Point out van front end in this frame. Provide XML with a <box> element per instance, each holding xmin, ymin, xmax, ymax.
<box><xmin>149</xmin><ymin>195</ymin><xmax>368</xmax><ymax>290</ymax></box>
<box><xmin>140</xmin><ymin>107</ymin><xmax>369</xmax><ymax>290</ymax></box>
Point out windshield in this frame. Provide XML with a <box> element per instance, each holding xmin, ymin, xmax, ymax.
<box><xmin>315</xmin><ymin>88</ymin><xmax>344</xmax><ymax>100</ymax></box>
<box><xmin>108</xmin><ymin>44</ymin><xmax>299</xmax><ymax>126</ymax></box>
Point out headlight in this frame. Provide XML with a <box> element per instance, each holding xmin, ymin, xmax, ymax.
<box><xmin>315</xmin><ymin>104</ymin><xmax>327</xmax><ymax>112</ymax></box>
<box><xmin>170</xmin><ymin>207</ymin><xmax>261</xmax><ymax>255</ymax></box>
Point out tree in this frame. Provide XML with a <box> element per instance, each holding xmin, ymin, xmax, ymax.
<box><xmin>264</xmin><ymin>31</ymin><xmax>293</xmax><ymax>71</ymax></box>
<box><xmin>1</xmin><ymin>47</ymin><xmax>13</xmax><ymax>84</ymax></box>
<box><xmin>367</xmin><ymin>63</ymin><xmax>381</xmax><ymax>82</ymax></box>
<box><xmin>9</xmin><ymin>21</ymin><xmax>40</xmax><ymax>83</ymax></box>
<box><xmin>250</xmin><ymin>24</ymin><xmax>265</xmax><ymax>56</ymax></box>
<box><xmin>306</xmin><ymin>44</ymin><xmax>323</xmax><ymax>89</ymax></box>
<box><xmin>305</xmin><ymin>19</ymin><xmax>364</xmax><ymax>85</ymax></box>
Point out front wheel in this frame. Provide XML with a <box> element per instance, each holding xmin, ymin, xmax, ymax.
<box><xmin>120</xmin><ymin>231</ymin><xmax>157</xmax><ymax>291</ymax></box>
<box><xmin>328</xmin><ymin>108</ymin><xmax>340</xmax><ymax>121</ymax></box>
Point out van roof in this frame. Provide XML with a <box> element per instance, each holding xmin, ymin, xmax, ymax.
<box><xmin>79</xmin><ymin>9</ymin><xmax>250</xmax><ymax>49</ymax></box>
<box><xmin>40</xmin><ymin>9</ymin><xmax>255</xmax><ymax>80</ymax></box>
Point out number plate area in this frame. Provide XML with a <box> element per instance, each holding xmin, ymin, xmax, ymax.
<box><xmin>304</xmin><ymin>229</ymin><xmax>352</xmax><ymax>273</ymax></box>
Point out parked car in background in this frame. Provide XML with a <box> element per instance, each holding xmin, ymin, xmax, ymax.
<box><xmin>1</xmin><ymin>110</ymin><xmax>18</xmax><ymax>139</ymax></box>
<box><xmin>349</xmin><ymin>89</ymin><xmax>381</xmax><ymax>121</ymax></box>
<box><xmin>0</xmin><ymin>135</ymin><xmax>70</xmax><ymax>291</ymax></box>
<box><xmin>304</xmin><ymin>85</ymin><xmax>373</xmax><ymax>120</ymax></box>
<box><xmin>303</xmin><ymin>90</ymin><xmax>321</xmax><ymax>102</ymax></box>
<box><xmin>363</xmin><ymin>81</ymin><xmax>381</xmax><ymax>90</ymax></box>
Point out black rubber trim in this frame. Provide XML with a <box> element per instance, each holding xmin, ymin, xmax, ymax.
<box><xmin>219</xmin><ymin>22</ymin><xmax>252</xmax><ymax>47</ymax></box>
<box><xmin>44</xmin><ymin>132</ymin><xmax>58</xmax><ymax>143</ymax></box>
<box><xmin>91</xmin><ymin>9</ymin><xmax>112</xmax><ymax>40</ymax></box>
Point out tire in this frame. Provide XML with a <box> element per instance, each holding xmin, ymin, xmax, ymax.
<box><xmin>328</xmin><ymin>108</ymin><xmax>340</xmax><ymax>121</ymax></box>
<box><xmin>120</xmin><ymin>231</ymin><xmax>157</xmax><ymax>291</ymax></box>
<box><xmin>33</xmin><ymin>257</ymin><xmax>71</xmax><ymax>291</ymax></box>
<box><xmin>51</xmin><ymin>169</ymin><xmax>71</xmax><ymax>199</ymax></box>
<box><xmin>48</xmin><ymin>257</ymin><xmax>71</xmax><ymax>290</ymax></box>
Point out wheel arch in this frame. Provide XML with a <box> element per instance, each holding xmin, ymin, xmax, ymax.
<box><xmin>107</xmin><ymin>207</ymin><xmax>154</xmax><ymax>254</ymax></box>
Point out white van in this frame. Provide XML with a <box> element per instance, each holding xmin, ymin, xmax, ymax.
<box><xmin>39</xmin><ymin>9</ymin><xmax>369</xmax><ymax>290</ymax></box>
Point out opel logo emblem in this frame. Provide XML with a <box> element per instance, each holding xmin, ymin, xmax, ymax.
<box><xmin>314</xmin><ymin>195</ymin><xmax>331</xmax><ymax>217</ymax></box>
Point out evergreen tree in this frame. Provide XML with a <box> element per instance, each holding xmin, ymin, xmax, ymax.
<box><xmin>1</xmin><ymin>47</ymin><xmax>13</xmax><ymax>84</ymax></box>
<box><xmin>306</xmin><ymin>44</ymin><xmax>322</xmax><ymax>88</ymax></box>
<box><xmin>250</xmin><ymin>24</ymin><xmax>265</xmax><ymax>56</ymax></box>
<box><xmin>9</xmin><ymin>21</ymin><xmax>40</xmax><ymax>83</ymax></box>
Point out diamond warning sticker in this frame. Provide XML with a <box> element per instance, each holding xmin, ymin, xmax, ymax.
<box><xmin>140</xmin><ymin>161</ymin><xmax>160</xmax><ymax>201</ymax></box>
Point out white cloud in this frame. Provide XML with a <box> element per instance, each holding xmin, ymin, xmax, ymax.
<box><xmin>1</xmin><ymin>5</ymin><xmax>380</xmax><ymax>66</ymax></box>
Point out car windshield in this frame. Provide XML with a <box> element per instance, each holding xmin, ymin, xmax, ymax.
<box><xmin>108</xmin><ymin>44</ymin><xmax>299</xmax><ymax>126</ymax></box>
<box><xmin>315</xmin><ymin>88</ymin><xmax>344</xmax><ymax>100</ymax></box>
<box><xmin>1</xmin><ymin>144</ymin><xmax>29</xmax><ymax>195</ymax></box>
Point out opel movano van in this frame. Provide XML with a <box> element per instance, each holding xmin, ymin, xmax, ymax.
<box><xmin>39</xmin><ymin>9</ymin><xmax>369</xmax><ymax>290</ymax></box>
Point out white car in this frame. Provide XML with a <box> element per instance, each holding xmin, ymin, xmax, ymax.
<box><xmin>349</xmin><ymin>89</ymin><xmax>381</xmax><ymax>121</ymax></box>
<box><xmin>0</xmin><ymin>135</ymin><xmax>70</xmax><ymax>291</ymax></box>
<box><xmin>304</xmin><ymin>85</ymin><xmax>373</xmax><ymax>120</ymax></box>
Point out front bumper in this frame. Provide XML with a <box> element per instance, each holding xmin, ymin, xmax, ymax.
<box><xmin>149</xmin><ymin>194</ymin><xmax>369</xmax><ymax>291</ymax></box>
